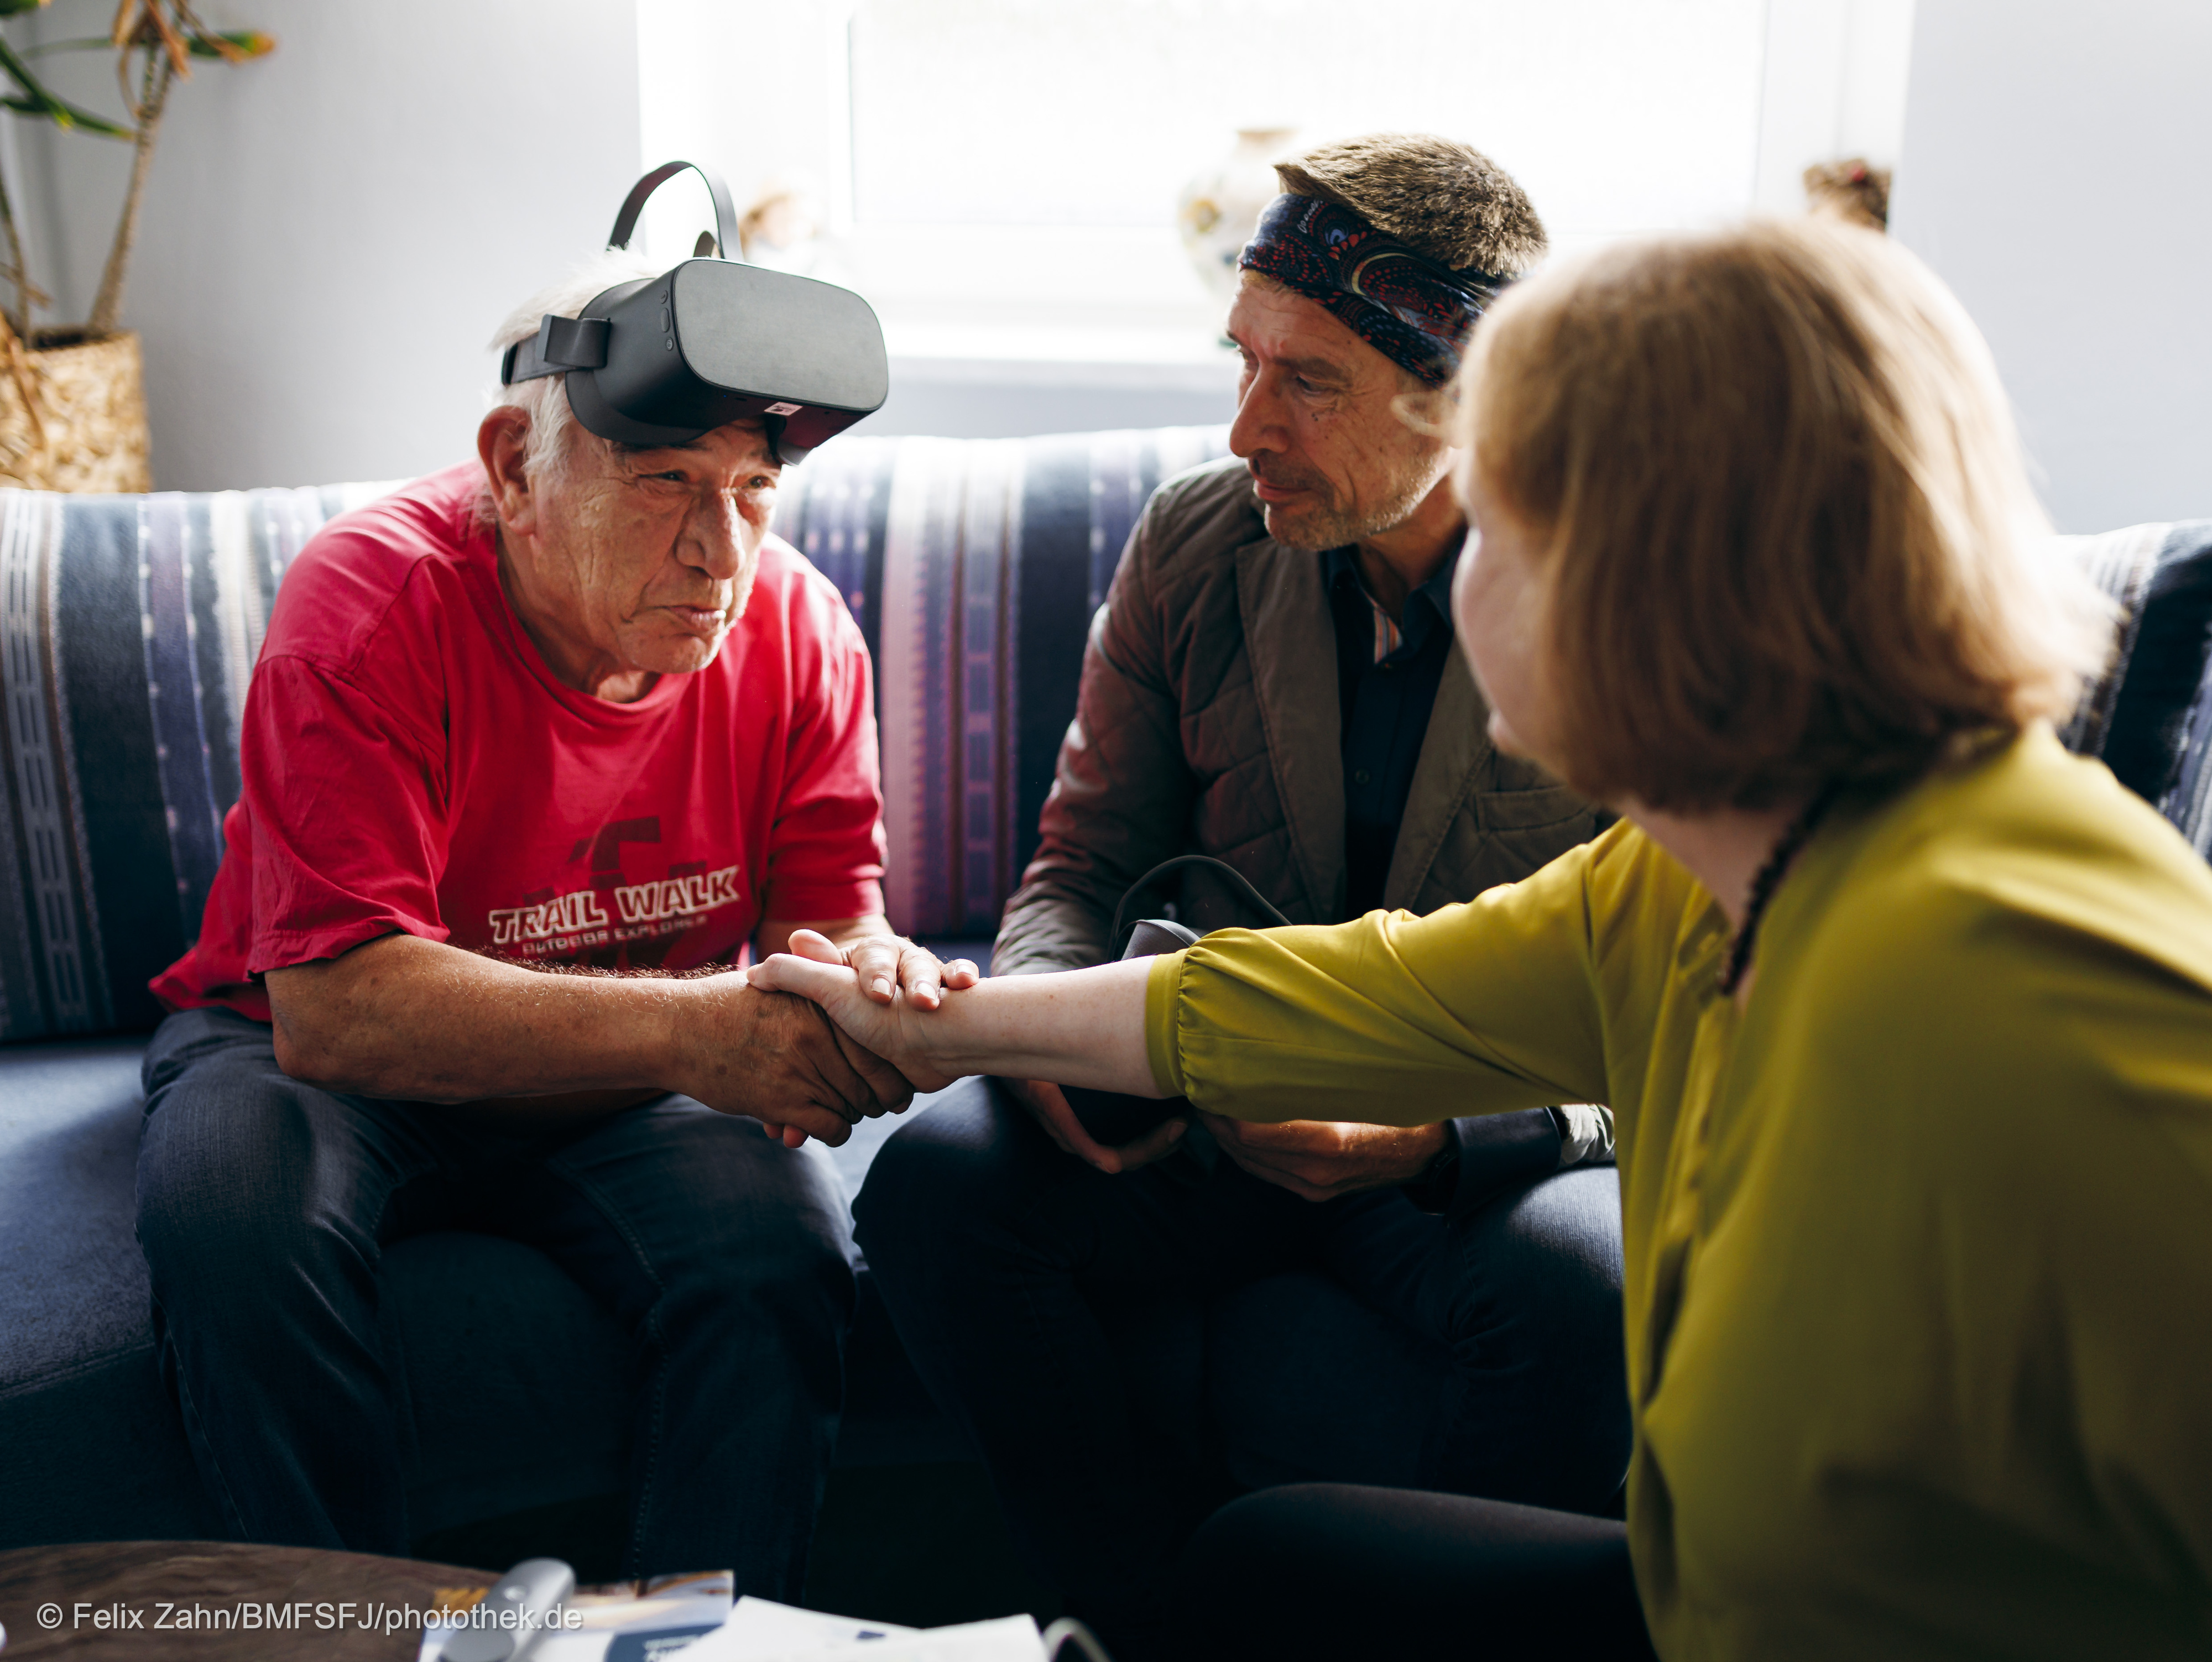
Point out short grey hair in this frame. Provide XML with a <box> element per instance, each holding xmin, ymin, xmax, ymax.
<box><xmin>485</xmin><ymin>250</ymin><xmax>661</xmax><ymax>483</ymax></box>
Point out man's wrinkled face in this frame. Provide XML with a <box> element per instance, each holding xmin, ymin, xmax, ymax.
<box><xmin>1225</xmin><ymin>276</ymin><xmax>1453</xmax><ymax>552</ymax></box>
<box><xmin>526</xmin><ymin>420</ymin><xmax>781</xmax><ymax>678</ymax></box>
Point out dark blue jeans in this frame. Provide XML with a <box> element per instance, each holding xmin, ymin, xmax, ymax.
<box><xmin>134</xmin><ymin>1007</ymin><xmax>857</xmax><ymax>1591</ymax></box>
<box><xmin>855</xmin><ymin>1076</ymin><xmax>1629</xmax><ymax>1632</ymax></box>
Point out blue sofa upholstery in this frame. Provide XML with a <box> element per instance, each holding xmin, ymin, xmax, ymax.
<box><xmin>1</xmin><ymin>428</ymin><xmax>2205</xmax><ymax>1560</ymax></box>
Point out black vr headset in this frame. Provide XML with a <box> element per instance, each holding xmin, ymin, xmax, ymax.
<box><xmin>500</xmin><ymin>161</ymin><xmax>888</xmax><ymax>467</ymax></box>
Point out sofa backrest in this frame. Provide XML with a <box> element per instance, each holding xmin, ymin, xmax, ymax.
<box><xmin>2060</xmin><ymin>521</ymin><xmax>2212</xmax><ymax>851</ymax></box>
<box><xmin>0</xmin><ymin>446</ymin><xmax>2202</xmax><ymax>1047</ymax></box>
<box><xmin>1</xmin><ymin>482</ymin><xmax>397</xmax><ymax>1042</ymax></box>
<box><xmin>0</xmin><ymin>427</ymin><xmax>1228</xmax><ymax>1042</ymax></box>
<box><xmin>769</xmin><ymin>427</ymin><xmax>1230</xmax><ymax>937</ymax></box>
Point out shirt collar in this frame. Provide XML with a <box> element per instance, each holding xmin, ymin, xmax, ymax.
<box><xmin>1324</xmin><ymin>535</ymin><xmax>1463</xmax><ymax>657</ymax></box>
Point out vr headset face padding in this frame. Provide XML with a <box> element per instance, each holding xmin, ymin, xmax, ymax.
<box><xmin>501</xmin><ymin>162</ymin><xmax>889</xmax><ymax>467</ymax></box>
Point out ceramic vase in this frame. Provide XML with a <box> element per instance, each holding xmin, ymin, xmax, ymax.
<box><xmin>1176</xmin><ymin>127</ymin><xmax>1299</xmax><ymax>300</ymax></box>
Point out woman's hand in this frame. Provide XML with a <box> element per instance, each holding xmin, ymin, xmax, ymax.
<box><xmin>748</xmin><ymin>930</ymin><xmax>964</xmax><ymax>1108</ymax></box>
<box><xmin>773</xmin><ymin>927</ymin><xmax>980</xmax><ymax>1011</ymax></box>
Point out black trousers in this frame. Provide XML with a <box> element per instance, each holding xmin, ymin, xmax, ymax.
<box><xmin>135</xmin><ymin>1008</ymin><xmax>857</xmax><ymax>1588</ymax></box>
<box><xmin>1169</xmin><ymin>1485</ymin><xmax>1657</xmax><ymax>1661</ymax></box>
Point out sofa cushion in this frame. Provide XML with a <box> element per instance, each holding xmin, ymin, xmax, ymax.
<box><xmin>0</xmin><ymin>1039</ymin><xmax>222</xmax><ymax>1544</ymax></box>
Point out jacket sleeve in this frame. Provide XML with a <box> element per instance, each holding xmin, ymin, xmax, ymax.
<box><xmin>1408</xmin><ymin>1102</ymin><xmax>1616</xmax><ymax>1220</ymax></box>
<box><xmin>992</xmin><ymin>488</ymin><xmax>1204</xmax><ymax>977</ymax></box>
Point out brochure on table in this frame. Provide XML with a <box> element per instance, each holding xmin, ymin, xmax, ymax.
<box><xmin>416</xmin><ymin>1579</ymin><xmax>1048</xmax><ymax>1662</ymax></box>
<box><xmin>690</xmin><ymin>1600</ymin><xmax>1046</xmax><ymax>1660</ymax></box>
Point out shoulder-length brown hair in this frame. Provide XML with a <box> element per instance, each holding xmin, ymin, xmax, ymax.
<box><xmin>1458</xmin><ymin>217</ymin><xmax>2108</xmax><ymax>812</ymax></box>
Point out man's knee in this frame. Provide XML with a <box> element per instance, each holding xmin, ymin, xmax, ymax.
<box><xmin>601</xmin><ymin>1110</ymin><xmax>859</xmax><ymax>1325</ymax></box>
<box><xmin>1438</xmin><ymin>1167</ymin><xmax>1630</xmax><ymax>1499</ymax></box>
<box><xmin>136</xmin><ymin>1029</ymin><xmax>371</xmax><ymax>1280</ymax></box>
<box><xmin>724</xmin><ymin>1149</ymin><xmax>858</xmax><ymax>1310</ymax></box>
<box><xmin>852</xmin><ymin>1075</ymin><xmax>1039</xmax><ymax>1259</ymax></box>
<box><xmin>1464</xmin><ymin>1167</ymin><xmax>1625</xmax><ymax>1347</ymax></box>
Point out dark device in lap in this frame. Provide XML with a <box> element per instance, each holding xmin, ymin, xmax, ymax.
<box><xmin>1060</xmin><ymin>918</ymin><xmax>1200</xmax><ymax>1147</ymax></box>
<box><xmin>1060</xmin><ymin>1085</ymin><xmax>1193</xmax><ymax>1148</ymax></box>
<box><xmin>1057</xmin><ymin>859</ymin><xmax>1291</xmax><ymax>1152</ymax></box>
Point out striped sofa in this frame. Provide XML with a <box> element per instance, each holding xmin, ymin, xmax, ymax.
<box><xmin>1</xmin><ymin>430</ymin><xmax>2206</xmax><ymax>1566</ymax></box>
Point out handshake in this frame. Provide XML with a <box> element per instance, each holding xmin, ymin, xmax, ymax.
<box><xmin>747</xmin><ymin>928</ymin><xmax>985</xmax><ymax>1127</ymax></box>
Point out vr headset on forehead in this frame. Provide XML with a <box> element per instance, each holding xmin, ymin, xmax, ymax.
<box><xmin>500</xmin><ymin>161</ymin><xmax>888</xmax><ymax>467</ymax></box>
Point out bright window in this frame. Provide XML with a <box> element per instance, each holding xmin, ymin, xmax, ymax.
<box><xmin>638</xmin><ymin>0</ymin><xmax>1911</xmax><ymax>365</ymax></box>
<box><xmin>846</xmin><ymin>0</ymin><xmax>1766</xmax><ymax>236</ymax></box>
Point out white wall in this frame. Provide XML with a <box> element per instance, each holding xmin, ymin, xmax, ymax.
<box><xmin>1754</xmin><ymin>0</ymin><xmax>1918</xmax><ymax>211</ymax></box>
<box><xmin>11</xmin><ymin>0</ymin><xmax>643</xmax><ymax>490</ymax></box>
<box><xmin>634</xmin><ymin>0</ymin><xmax>846</xmax><ymax>252</ymax></box>
<box><xmin>1890</xmin><ymin>0</ymin><xmax>2212</xmax><ymax>531</ymax></box>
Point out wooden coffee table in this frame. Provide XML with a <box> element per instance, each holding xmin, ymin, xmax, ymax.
<box><xmin>0</xmin><ymin>1541</ymin><xmax>498</xmax><ymax>1659</ymax></box>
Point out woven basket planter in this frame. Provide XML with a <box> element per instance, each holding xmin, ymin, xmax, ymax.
<box><xmin>0</xmin><ymin>329</ymin><xmax>153</xmax><ymax>493</ymax></box>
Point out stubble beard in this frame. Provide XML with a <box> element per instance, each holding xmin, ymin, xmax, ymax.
<box><xmin>1253</xmin><ymin>446</ymin><xmax>1452</xmax><ymax>553</ymax></box>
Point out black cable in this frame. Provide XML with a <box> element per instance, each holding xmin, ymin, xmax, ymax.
<box><xmin>1109</xmin><ymin>854</ymin><xmax>1291</xmax><ymax>952</ymax></box>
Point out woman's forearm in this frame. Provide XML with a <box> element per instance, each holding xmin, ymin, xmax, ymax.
<box><xmin>920</xmin><ymin>957</ymin><xmax>1161</xmax><ymax>1092</ymax></box>
<box><xmin>748</xmin><ymin>945</ymin><xmax>1164</xmax><ymax>1095</ymax></box>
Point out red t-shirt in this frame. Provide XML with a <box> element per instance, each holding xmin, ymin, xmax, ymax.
<box><xmin>153</xmin><ymin>463</ymin><xmax>886</xmax><ymax>1022</ymax></box>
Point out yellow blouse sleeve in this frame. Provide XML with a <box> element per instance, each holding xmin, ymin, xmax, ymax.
<box><xmin>1145</xmin><ymin>829</ymin><xmax>1657</xmax><ymax>1126</ymax></box>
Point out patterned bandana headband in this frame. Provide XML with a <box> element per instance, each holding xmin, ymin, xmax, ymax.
<box><xmin>1237</xmin><ymin>193</ymin><xmax>1510</xmax><ymax>387</ymax></box>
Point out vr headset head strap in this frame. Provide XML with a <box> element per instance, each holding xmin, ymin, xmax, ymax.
<box><xmin>498</xmin><ymin>158</ymin><xmax>738</xmax><ymax>390</ymax></box>
<box><xmin>607</xmin><ymin>160</ymin><xmax>743</xmax><ymax>263</ymax></box>
<box><xmin>499</xmin><ymin>313</ymin><xmax>610</xmax><ymax>386</ymax></box>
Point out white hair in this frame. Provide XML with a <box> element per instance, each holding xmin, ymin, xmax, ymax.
<box><xmin>484</xmin><ymin>249</ymin><xmax>662</xmax><ymax>483</ymax></box>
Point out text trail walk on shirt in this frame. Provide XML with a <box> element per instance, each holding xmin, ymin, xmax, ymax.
<box><xmin>153</xmin><ymin>463</ymin><xmax>885</xmax><ymax>1021</ymax></box>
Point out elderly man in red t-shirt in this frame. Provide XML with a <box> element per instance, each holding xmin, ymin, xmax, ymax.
<box><xmin>137</xmin><ymin>255</ymin><xmax>967</xmax><ymax>1591</ymax></box>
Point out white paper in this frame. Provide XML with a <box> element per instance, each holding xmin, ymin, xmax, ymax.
<box><xmin>682</xmin><ymin>1603</ymin><xmax>1042</xmax><ymax>1662</ymax></box>
<box><xmin>702</xmin><ymin>1597</ymin><xmax>914</xmax><ymax>1653</ymax></box>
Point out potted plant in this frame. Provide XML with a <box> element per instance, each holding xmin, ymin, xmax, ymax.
<box><xmin>0</xmin><ymin>0</ymin><xmax>271</xmax><ymax>490</ymax></box>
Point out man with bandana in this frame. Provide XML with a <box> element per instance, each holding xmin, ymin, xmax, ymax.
<box><xmin>854</xmin><ymin>135</ymin><xmax>1627</xmax><ymax>1654</ymax></box>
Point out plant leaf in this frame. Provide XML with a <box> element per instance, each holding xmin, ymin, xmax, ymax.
<box><xmin>0</xmin><ymin>93</ymin><xmax>134</xmax><ymax>137</ymax></box>
<box><xmin>186</xmin><ymin>28</ymin><xmax>272</xmax><ymax>60</ymax></box>
<box><xmin>0</xmin><ymin>36</ymin><xmax>134</xmax><ymax>137</ymax></box>
<box><xmin>0</xmin><ymin>0</ymin><xmax>53</xmax><ymax>16</ymax></box>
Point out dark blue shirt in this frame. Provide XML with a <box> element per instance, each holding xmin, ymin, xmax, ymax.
<box><xmin>1324</xmin><ymin>540</ymin><xmax>1462</xmax><ymax>918</ymax></box>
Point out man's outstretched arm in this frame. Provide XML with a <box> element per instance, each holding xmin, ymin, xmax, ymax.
<box><xmin>265</xmin><ymin>926</ymin><xmax>953</xmax><ymax>1143</ymax></box>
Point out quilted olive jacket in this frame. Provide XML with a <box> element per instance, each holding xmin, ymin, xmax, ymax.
<box><xmin>994</xmin><ymin>456</ymin><xmax>1600</xmax><ymax>975</ymax></box>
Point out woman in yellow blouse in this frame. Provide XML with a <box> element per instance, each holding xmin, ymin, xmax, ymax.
<box><xmin>753</xmin><ymin>219</ymin><xmax>2212</xmax><ymax>1659</ymax></box>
